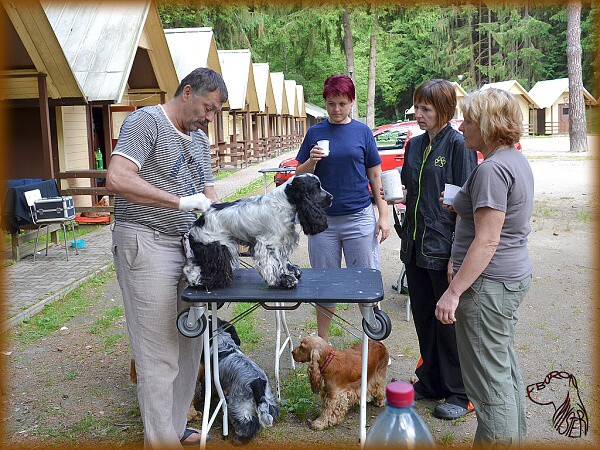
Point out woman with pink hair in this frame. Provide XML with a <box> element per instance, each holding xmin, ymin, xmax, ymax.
<box><xmin>296</xmin><ymin>74</ymin><xmax>390</xmax><ymax>342</ymax></box>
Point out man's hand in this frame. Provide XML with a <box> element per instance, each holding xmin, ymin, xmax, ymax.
<box><xmin>178</xmin><ymin>193</ymin><xmax>212</xmax><ymax>212</ymax></box>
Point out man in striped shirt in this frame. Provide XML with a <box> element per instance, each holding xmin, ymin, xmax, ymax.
<box><xmin>106</xmin><ymin>68</ymin><xmax>228</xmax><ymax>448</ymax></box>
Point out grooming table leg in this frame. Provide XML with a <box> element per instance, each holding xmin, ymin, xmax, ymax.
<box><xmin>201</xmin><ymin>307</ymin><xmax>211</xmax><ymax>449</ymax></box>
<box><xmin>281</xmin><ymin>309</ymin><xmax>295</xmax><ymax>370</ymax></box>
<box><xmin>360</xmin><ymin>331</ymin><xmax>368</xmax><ymax>448</ymax></box>
<box><xmin>211</xmin><ymin>306</ymin><xmax>228</xmax><ymax>438</ymax></box>
<box><xmin>274</xmin><ymin>304</ymin><xmax>296</xmax><ymax>401</ymax></box>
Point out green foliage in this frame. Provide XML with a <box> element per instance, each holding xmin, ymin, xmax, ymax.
<box><xmin>14</xmin><ymin>269</ymin><xmax>115</xmax><ymax>344</ymax></box>
<box><xmin>156</xmin><ymin>2</ymin><xmax>597</xmax><ymax>125</ymax></box>
<box><xmin>279</xmin><ymin>368</ymin><xmax>320</xmax><ymax>421</ymax></box>
<box><xmin>232</xmin><ymin>302</ymin><xmax>261</xmax><ymax>349</ymax></box>
<box><xmin>89</xmin><ymin>305</ymin><xmax>125</xmax><ymax>335</ymax></box>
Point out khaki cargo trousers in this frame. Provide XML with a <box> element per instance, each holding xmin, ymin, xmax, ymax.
<box><xmin>455</xmin><ymin>275</ymin><xmax>532</xmax><ymax>447</ymax></box>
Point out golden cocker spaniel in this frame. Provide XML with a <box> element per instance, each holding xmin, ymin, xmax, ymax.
<box><xmin>292</xmin><ymin>335</ymin><xmax>388</xmax><ymax>430</ymax></box>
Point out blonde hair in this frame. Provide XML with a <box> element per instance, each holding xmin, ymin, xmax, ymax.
<box><xmin>460</xmin><ymin>88</ymin><xmax>523</xmax><ymax>148</ymax></box>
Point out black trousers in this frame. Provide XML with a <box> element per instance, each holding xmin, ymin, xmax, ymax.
<box><xmin>405</xmin><ymin>247</ymin><xmax>469</xmax><ymax>407</ymax></box>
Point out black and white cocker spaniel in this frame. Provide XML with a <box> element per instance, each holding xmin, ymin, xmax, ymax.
<box><xmin>210</xmin><ymin>325</ymin><xmax>279</xmax><ymax>443</ymax></box>
<box><xmin>184</xmin><ymin>173</ymin><xmax>332</xmax><ymax>289</ymax></box>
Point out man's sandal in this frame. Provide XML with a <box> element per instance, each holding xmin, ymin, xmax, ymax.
<box><xmin>180</xmin><ymin>428</ymin><xmax>209</xmax><ymax>446</ymax></box>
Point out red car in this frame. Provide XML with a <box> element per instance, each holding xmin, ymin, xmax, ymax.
<box><xmin>275</xmin><ymin>119</ymin><xmax>521</xmax><ymax>185</ymax></box>
<box><xmin>374</xmin><ymin>119</ymin><xmax>521</xmax><ymax>170</ymax></box>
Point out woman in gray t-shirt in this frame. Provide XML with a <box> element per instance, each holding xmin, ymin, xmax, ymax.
<box><xmin>435</xmin><ymin>88</ymin><xmax>534</xmax><ymax>446</ymax></box>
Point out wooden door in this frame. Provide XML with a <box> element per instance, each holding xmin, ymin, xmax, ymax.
<box><xmin>558</xmin><ymin>103</ymin><xmax>569</xmax><ymax>134</ymax></box>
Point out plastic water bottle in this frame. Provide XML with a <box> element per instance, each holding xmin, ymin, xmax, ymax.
<box><xmin>95</xmin><ymin>147</ymin><xmax>104</xmax><ymax>170</ymax></box>
<box><xmin>364</xmin><ymin>381</ymin><xmax>435</xmax><ymax>448</ymax></box>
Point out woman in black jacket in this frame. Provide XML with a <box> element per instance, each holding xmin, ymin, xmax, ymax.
<box><xmin>399</xmin><ymin>79</ymin><xmax>477</xmax><ymax>419</ymax></box>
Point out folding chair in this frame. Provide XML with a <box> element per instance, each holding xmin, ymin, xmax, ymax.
<box><xmin>24</xmin><ymin>189</ymin><xmax>78</xmax><ymax>261</ymax></box>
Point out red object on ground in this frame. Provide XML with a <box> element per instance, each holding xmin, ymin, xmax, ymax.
<box><xmin>75</xmin><ymin>215</ymin><xmax>110</xmax><ymax>224</ymax></box>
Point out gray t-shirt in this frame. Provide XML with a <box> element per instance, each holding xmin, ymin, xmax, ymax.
<box><xmin>113</xmin><ymin>104</ymin><xmax>214</xmax><ymax>235</ymax></box>
<box><xmin>451</xmin><ymin>147</ymin><xmax>534</xmax><ymax>282</ymax></box>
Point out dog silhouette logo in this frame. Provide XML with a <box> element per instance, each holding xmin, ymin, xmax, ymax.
<box><xmin>526</xmin><ymin>371</ymin><xmax>588</xmax><ymax>438</ymax></box>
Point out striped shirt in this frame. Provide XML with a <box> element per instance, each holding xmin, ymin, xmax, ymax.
<box><xmin>112</xmin><ymin>104</ymin><xmax>214</xmax><ymax>235</ymax></box>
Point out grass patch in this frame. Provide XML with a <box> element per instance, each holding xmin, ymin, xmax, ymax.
<box><xmin>32</xmin><ymin>412</ymin><xmax>141</xmax><ymax>445</ymax></box>
<box><xmin>533</xmin><ymin>201</ymin><xmax>557</xmax><ymax>218</ymax></box>
<box><xmin>232</xmin><ymin>302</ymin><xmax>261</xmax><ymax>350</ymax></box>
<box><xmin>90</xmin><ymin>305</ymin><xmax>125</xmax><ymax>334</ymax></box>
<box><xmin>279</xmin><ymin>368</ymin><xmax>320</xmax><ymax>421</ymax></box>
<box><xmin>13</xmin><ymin>268</ymin><xmax>115</xmax><ymax>344</ymax></box>
<box><xmin>223</xmin><ymin>174</ymin><xmax>274</xmax><ymax>202</ymax></box>
<box><xmin>438</xmin><ymin>431</ymin><xmax>456</xmax><ymax>445</ymax></box>
<box><xmin>103</xmin><ymin>332</ymin><xmax>126</xmax><ymax>353</ymax></box>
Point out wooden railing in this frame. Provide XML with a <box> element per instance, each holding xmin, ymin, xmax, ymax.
<box><xmin>57</xmin><ymin>170</ymin><xmax>114</xmax><ymax>215</ymax></box>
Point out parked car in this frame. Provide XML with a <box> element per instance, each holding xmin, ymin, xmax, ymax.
<box><xmin>374</xmin><ymin>119</ymin><xmax>521</xmax><ymax>169</ymax></box>
<box><xmin>275</xmin><ymin>119</ymin><xmax>521</xmax><ymax>186</ymax></box>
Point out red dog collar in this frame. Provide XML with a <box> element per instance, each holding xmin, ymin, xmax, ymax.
<box><xmin>320</xmin><ymin>349</ymin><xmax>335</xmax><ymax>372</ymax></box>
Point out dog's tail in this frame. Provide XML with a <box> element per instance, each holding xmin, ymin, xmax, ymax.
<box><xmin>249</xmin><ymin>378</ymin><xmax>279</xmax><ymax>428</ymax></box>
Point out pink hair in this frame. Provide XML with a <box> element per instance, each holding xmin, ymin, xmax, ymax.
<box><xmin>323</xmin><ymin>74</ymin><xmax>355</xmax><ymax>102</ymax></box>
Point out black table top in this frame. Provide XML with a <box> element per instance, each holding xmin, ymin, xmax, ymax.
<box><xmin>1</xmin><ymin>179</ymin><xmax>60</xmax><ymax>233</ymax></box>
<box><xmin>181</xmin><ymin>268</ymin><xmax>384</xmax><ymax>303</ymax></box>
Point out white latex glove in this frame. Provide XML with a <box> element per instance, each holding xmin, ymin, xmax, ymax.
<box><xmin>178</xmin><ymin>193</ymin><xmax>212</xmax><ymax>212</ymax></box>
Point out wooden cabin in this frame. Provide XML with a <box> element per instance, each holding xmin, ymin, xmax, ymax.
<box><xmin>296</xmin><ymin>85</ymin><xmax>307</xmax><ymax>137</ymax></box>
<box><xmin>269</xmin><ymin>72</ymin><xmax>289</xmax><ymax>155</ymax></box>
<box><xmin>252</xmin><ymin>62</ymin><xmax>278</xmax><ymax>158</ymax></box>
<box><xmin>528</xmin><ymin>78</ymin><xmax>597</xmax><ymax>135</ymax></box>
<box><xmin>164</xmin><ymin>27</ymin><xmax>227</xmax><ymax>168</ymax></box>
<box><xmin>217</xmin><ymin>49</ymin><xmax>260</xmax><ymax>169</ymax></box>
<box><xmin>1</xmin><ymin>0</ymin><xmax>179</xmax><ymax>211</ymax></box>
<box><xmin>481</xmin><ymin>80</ymin><xmax>539</xmax><ymax>135</ymax></box>
<box><xmin>305</xmin><ymin>102</ymin><xmax>328</xmax><ymax>128</ymax></box>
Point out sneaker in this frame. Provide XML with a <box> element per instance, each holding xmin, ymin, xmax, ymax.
<box><xmin>432</xmin><ymin>401</ymin><xmax>475</xmax><ymax>420</ymax></box>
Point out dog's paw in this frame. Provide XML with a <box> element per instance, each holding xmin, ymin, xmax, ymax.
<box><xmin>308</xmin><ymin>418</ymin><xmax>328</xmax><ymax>431</ymax></box>
<box><xmin>183</xmin><ymin>262</ymin><xmax>203</xmax><ymax>287</ymax></box>
<box><xmin>279</xmin><ymin>274</ymin><xmax>299</xmax><ymax>289</ymax></box>
<box><xmin>287</xmin><ymin>262</ymin><xmax>302</xmax><ymax>279</ymax></box>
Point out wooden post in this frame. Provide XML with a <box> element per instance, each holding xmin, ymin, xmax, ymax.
<box><xmin>38</xmin><ymin>74</ymin><xmax>54</xmax><ymax>180</ymax></box>
<box><xmin>102</xmin><ymin>105</ymin><xmax>112</xmax><ymax>166</ymax></box>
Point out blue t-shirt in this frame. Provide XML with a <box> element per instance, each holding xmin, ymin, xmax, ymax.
<box><xmin>296</xmin><ymin>120</ymin><xmax>381</xmax><ymax>216</ymax></box>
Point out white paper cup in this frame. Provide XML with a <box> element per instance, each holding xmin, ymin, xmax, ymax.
<box><xmin>443</xmin><ymin>183</ymin><xmax>461</xmax><ymax>205</ymax></box>
<box><xmin>381</xmin><ymin>169</ymin><xmax>404</xmax><ymax>201</ymax></box>
<box><xmin>317</xmin><ymin>140</ymin><xmax>330</xmax><ymax>156</ymax></box>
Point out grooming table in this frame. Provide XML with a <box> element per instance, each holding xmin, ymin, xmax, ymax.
<box><xmin>179</xmin><ymin>268</ymin><xmax>390</xmax><ymax>448</ymax></box>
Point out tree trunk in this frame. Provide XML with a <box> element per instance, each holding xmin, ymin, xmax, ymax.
<box><xmin>566</xmin><ymin>0</ymin><xmax>588</xmax><ymax>152</ymax></box>
<box><xmin>366</xmin><ymin>11</ymin><xmax>378</xmax><ymax>129</ymax></box>
<box><xmin>342</xmin><ymin>8</ymin><xmax>359</xmax><ymax>120</ymax></box>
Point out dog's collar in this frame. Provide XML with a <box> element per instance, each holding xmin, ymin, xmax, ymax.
<box><xmin>217</xmin><ymin>348</ymin><xmax>237</xmax><ymax>359</ymax></box>
<box><xmin>320</xmin><ymin>349</ymin><xmax>335</xmax><ymax>372</ymax></box>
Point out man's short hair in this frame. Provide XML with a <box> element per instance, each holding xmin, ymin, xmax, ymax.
<box><xmin>175</xmin><ymin>68</ymin><xmax>228</xmax><ymax>103</ymax></box>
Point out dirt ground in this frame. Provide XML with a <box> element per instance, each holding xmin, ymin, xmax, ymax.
<box><xmin>1</xmin><ymin>151</ymin><xmax>597</xmax><ymax>448</ymax></box>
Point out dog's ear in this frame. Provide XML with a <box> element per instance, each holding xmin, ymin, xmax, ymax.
<box><xmin>307</xmin><ymin>347</ymin><xmax>323</xmax><ymax>394</ymax></box>
<box><xmin>285</xmin><ymin>176</ymin><xmax>328</xmax><ymax>235</ymax></box>
<box><xmin>296</xmin><ymin>199</ymin><xmax>329</xmax><ymax>236</ymax></box>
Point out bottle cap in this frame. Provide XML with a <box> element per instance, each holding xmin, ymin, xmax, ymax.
<box><xmin>386</xmin><ymin>381</ymin><xmax>414</xmax><ymax>407</ymax></box>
